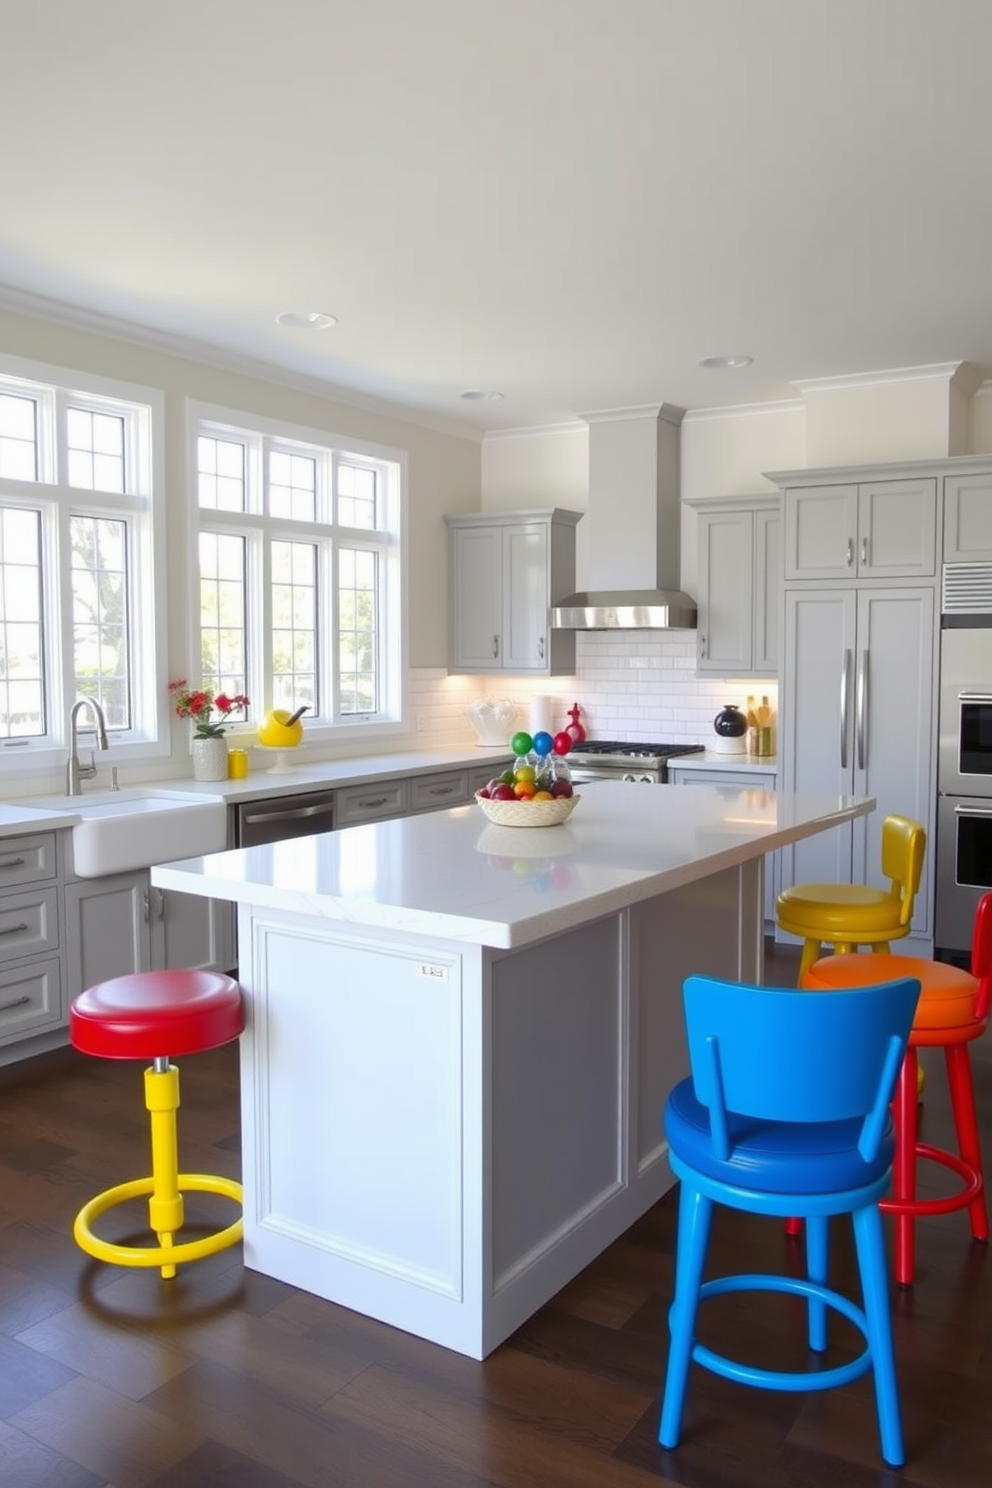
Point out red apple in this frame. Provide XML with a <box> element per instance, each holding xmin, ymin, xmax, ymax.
<box><xmin>550</xmin><ymin>779</ymin><xmax>573</xmax><ymax>798</ymax></box>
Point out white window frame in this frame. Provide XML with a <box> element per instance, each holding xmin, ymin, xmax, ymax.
<box><xmin>0</xmin><ymin>351</ymin><xmax>167</xmax><ymax>779</ymax></box>
<box><xmin>186</xmin><ymin>401</ymin><xmax>408</xmax><ymax>744</ymax></box>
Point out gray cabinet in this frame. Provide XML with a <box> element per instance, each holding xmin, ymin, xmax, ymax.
<box><xmin>445</xmin><ymin>509</ymin><xmax>581</xmax><ymax>675</ymax></box>
<box><xmin>64</xmin><ymin>869</ymin><xmax>234</xmax><ymax>1003</ymax></box>
<box><xmin>942</xmin><ymin>470</ymin><xmax>992</xmax><ymax>561</ymax></box>
<box><xmin>0</xmin><ymin>832</ymin><xmax>65</xmax><ymax>1052</ymax></box>
<box><xmin>783</xmin><ymin>477</ymin><xmax>936</xmax><ymax>581</ymax></box>
<box><xmin>691</xmin><ymin>496</ymin><xmax>779</xmax><ymax>675</ymax></box>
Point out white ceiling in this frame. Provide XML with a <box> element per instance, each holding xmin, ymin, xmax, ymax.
<box><xmin>3</xmin><ymin>0</ymin><xmax>992</xmax><ymax>438</ymax></box>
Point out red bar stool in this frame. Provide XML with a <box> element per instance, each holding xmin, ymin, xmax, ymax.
<box><xmin>70</xmin><ymin>968</ymin><xmax>244</xmax><ymax>1279</ymax></box>
<box><xmin>802</xmin><ymin>893</ymin><xmax>992</xmax><ymax>1287</ymax></box>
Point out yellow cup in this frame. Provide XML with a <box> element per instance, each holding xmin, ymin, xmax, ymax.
<box><xmin>227</xmin><ymin>747</ymin><xmax>249</xmax><ymax>779</ymax></box>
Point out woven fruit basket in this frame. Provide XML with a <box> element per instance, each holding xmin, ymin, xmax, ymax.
<box><xmin>474</xmin><ymin>790</ymin><xmax>580</xmax><ymax>827</ymax></box>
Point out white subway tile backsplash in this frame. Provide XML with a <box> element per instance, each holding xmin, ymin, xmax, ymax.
<box><xmin>410</xmin><ymin>632</ymin><xmax>777</xmax><ymax>749</ymax></box>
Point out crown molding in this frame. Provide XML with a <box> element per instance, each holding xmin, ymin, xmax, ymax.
<box><xmin>0</xmin><ymin>282</ymin><xmax>485</xmax><ymax>444</ymax></box>
<box><xmin>579</xmin><ymin>402</ymin><xmax>686</xmax><ymax>426</ymax></box>
<box><xmin>683</xmin><ymin>398</ymin><xmax>805</xmax><ymax>423</ymax></box>
<box><xmin>790</xmin><ymin>361</ymin><xmax>977</xmax><ymax>396</ymax></box>
<box><xmin>482</xmin><ymin>420</ymin><xmax>587</xmax><ymax>442</ymax></box>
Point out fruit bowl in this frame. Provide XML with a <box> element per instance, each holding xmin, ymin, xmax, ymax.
<box><xmin>474</xmin><ymin>790</ymin><xmax>580</xmax><ymax>827</ymax></box>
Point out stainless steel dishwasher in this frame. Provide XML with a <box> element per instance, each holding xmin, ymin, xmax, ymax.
<box><xmin>234</xmin><ymin>789</ymin><xmax>335</xmax><ymax>846</ymax></box>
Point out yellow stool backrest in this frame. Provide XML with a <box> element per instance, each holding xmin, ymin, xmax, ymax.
<box><xmin>880</xmin><ymin>814</ymin><xmax>926</xmax><ymax>928</ymax></box>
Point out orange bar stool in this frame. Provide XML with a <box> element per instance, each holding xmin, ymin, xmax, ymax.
<box><xmin>776</xmin><ymin>814</ymin><xmax>926</xmax><ymax>983</ymax></box>
<box><xmin>70</xmin><ymin>968</ymin><xmax>244</xmax><ymax>1279</ymax></box>
<box><xmin>802</xmin><ymin>892</ymin><xmax>992</xmax><ymax>1287</ymax></box>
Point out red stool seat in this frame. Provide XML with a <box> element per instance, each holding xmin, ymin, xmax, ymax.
<box><xmin>803</xmin><ymin>911</ymin><xmax>992</xmax><ymax>1287</ymax></box>
<box><xmin>71</xmin><ymin>969</ymin><xmax>244</xmax><ymax>1059</ymax></box>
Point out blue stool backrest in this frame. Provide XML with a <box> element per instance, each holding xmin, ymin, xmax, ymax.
<box><xmin>682</xmin><ymin>974</ymin><xmax>921</xmax><ymax>1163</ymax></box>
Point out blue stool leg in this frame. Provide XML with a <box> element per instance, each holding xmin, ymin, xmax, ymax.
<box><xmin>659</xmin><ymin>1183</ymin><xmax>713</xmax><ymax>1449</ymax></box>
<box><xmin>805</xmin><ymin>1214</ymin><xmax>829</xmax><ymax>1352</ymax></box>
<box><xmin>852</xmin><ymin>1203</ymin><xmax>904</xmax><ymax>1468</ymax></box>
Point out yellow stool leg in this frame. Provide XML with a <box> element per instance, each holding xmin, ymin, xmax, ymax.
<box><xmin>145</xmin><ymin>1060</ymin><xmax>184</xmax><ymax>1279</ymax></box>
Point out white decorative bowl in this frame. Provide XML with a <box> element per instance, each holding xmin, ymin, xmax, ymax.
<box><xmin>474</xmin><ymin>790</ymin><xmax>580</xmax><ymax>827</ymax></box>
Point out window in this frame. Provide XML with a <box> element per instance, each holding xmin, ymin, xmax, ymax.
<box><xmin>190</xmin><ymin>403</ymin><xmax>404</xmax><ymax>736</ymax></box>
<box><xmin>0</xmin><ymin>354</ymin><xmax>164</xmax><ymax>772</ymax></box>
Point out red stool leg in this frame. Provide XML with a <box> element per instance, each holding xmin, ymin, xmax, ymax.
<box><xmin>890</xmin><ymin>1049</ymin><xmax>920</xmax><ymax>1287</ymax></box>
<box><xmin>945</xmin><ymin>1045</ymin><xmax>990</xmax><ymax>1243</ymax></box>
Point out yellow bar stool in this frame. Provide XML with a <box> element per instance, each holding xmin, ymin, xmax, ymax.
<box><xmin>776</xmin><ymin>814</ymin><xmax>927</xmax><ymax>984</ymax></box>
<box><xmin>69</xmin><ymin>968</ymin><xmax>244</xmax><ymax>1279</ymax></box>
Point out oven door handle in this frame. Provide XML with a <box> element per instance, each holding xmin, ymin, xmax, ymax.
<box><xmin>953</xmin><ymin>803</ymin><xmax>992</xmax><ymax>818</ymax></box>
<box><xmin>956</xmin><ymin>692</ymin><xmax>992</xmax><ymax>702</ymax></box>
<box><xmin>840</xmin><ymin>648</ymin><xmax>852</xmax><ymax>770</ymax></box>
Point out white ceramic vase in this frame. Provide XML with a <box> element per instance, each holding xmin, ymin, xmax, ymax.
<box><xmin>191</xmin><ymin>735</ymin><xmax>228</xmax><ymax>782</ymax></box>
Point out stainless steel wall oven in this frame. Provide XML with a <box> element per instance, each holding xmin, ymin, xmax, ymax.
<box><xmin>936</xmin><ymin>619</ymin><xmax>992</xmax><ymax>955</ymax></box>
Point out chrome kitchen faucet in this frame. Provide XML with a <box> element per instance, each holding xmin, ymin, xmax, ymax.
<box><xmin>66</xmin><ymin>697</ymin><xmax>109</xmax><ymax>796</ymax></box>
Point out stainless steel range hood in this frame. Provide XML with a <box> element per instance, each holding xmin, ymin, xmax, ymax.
<box><xmin>550</xmin><ymin>405</ymin><xmax>697</xmax><ymax>630</ymax></box>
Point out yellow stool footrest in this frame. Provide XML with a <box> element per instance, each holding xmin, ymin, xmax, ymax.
<box><xmin>74</xmin><ymin>1172</ymin><xmax>243</xmax><ymax>1273</ymax></box>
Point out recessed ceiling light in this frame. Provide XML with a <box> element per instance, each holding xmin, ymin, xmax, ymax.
<box><xmin>460</xmin><ymin>389</ymin><xmax>504</xmax><ymax>402</ymax></box>
<box><xmin>699</xmin><ymin>354</ymin><xmax>753</xmax><ymax>370</ymax></box>
<box><xmin>275</xmin><ymin>311</ymin><xmax>337</xmax><ymax>330</ymax></box>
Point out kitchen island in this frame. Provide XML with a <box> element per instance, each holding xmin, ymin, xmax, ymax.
<box><xmin>152</xmin><ymin>782</ymin><xmax>870</xmax><ymax>1358</ymax></box>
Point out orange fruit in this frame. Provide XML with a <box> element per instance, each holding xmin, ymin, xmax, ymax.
<box><xmin>532</xmin><ymin>790</ymin><xmax>554</xmax><ymax>801</ymax></box>
<box><xmin>513</xmin><ymin>780</ymin><xmax>536</xmax><ymax>799</ymax></box>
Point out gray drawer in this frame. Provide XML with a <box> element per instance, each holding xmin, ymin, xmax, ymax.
<box><xmin>0</xmin><ymin>886</ymin><xmax>60</xmax><ymax>964</ymax></box>
<box><xmin>0</xmin><ymin>955</ymin><xmax>64</xmax><ymax>1044</ymax></box>
<box><xmin>335</xmin><ymin>778</ymin><xmax>409</xmax><ymax>826</ymax></box>
<box><xmin>0</xmin><ymin>833</ymin><xmax>58</xmax><ymax>889</ymax></box>
<box><xmin>409</xmin><ymin>770</ymin><xmax>469</xmax><ymax>813</ymax></box>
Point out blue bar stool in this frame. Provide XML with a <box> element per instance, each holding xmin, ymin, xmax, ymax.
<box><xmin>658</xmin><ymin>972</ymin><xmax>921</xmax><ymax>1469</ymax></box>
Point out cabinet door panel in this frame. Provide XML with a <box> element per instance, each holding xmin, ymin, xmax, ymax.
<box><xmin>854</xmin><ymin>587</ymin><xmax>935</xmax><ymax>933</ymax></box>
<box><xmin>753</xmin><ymin>509</ymin><xmax>780</xmax><ymax>674</ymax></box>
<box><xmin>451</xmin><ymin>526</ymin><xmax>502</xmax><ymax>670</ymax></box>
<box><xmin>64</xmin><ymin>873</ymin><xmax>150</xmax><ymax>1000</ymax></box>
<box><xmin>780</xmin><ymin>588</ymin><xmax>857</xmax><ymax>892</ymax></box>
<box><xmin>943</xmin><ymin>471</ymin><xmax>992</xmax><ymax>561</ymax></box>
<box><xmin>784</xmin><ymin>485</ymin><xmax>858</xmax><ymax>579</ymax></box>
<box><xmin>697</xmin><ymin>510</ymin><xmax>753</xmax><ymax>672</ymax></box>
<box><xmin>503</xmin><ymin>523</ymin><xmax>548</xmax><ymax>671</ymax></box>
<box><xmin>860</xmin><ymin>478</ymin><xmax>936</xmax><ymax>577</ymax></box>
<box><xmin>155</xmin><ymin>890</ymin><xmax>235</xmax><ymax>974</ymax></box>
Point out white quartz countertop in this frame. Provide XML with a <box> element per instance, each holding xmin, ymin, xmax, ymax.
<box><xmin>152</xmin><ymin>783</ymin><xmax>872</xmax><ymax>950</ymax></box>
<box><xmin>0</xmin><ymin>745</ymin><xmax>514</xmax><ymax>838</ymax></box>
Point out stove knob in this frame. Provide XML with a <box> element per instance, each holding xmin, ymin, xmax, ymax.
<box><xmin>622</xmin><ymin>771</ymin><xmax>637</xmax><ymax>783</ymax></box>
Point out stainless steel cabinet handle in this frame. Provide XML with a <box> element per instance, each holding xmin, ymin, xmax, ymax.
<box><xmin>538</xmin><ymin>636</ymin><xmax>544</xmax><ymax>660</ymax></box>
<box><xmin>143</xmin><ymin>892</ymin><xmax>151</xmax><ymax>923</ymax></box>
<box><xmin>700</xmin><ymin>633</ymin><xmax>707</xmax><ymax>659</ymax></box>
<box><xmin>0</xmin><ymin>921</ymin><xmax>28</xmax><ymax>936</ymax></box>
<box><xmin>156</xmin><ymin>887</ymin><xmax>166</xmax><ymax>920</ymax></box>
<box><xmin>0</xmin><ymin>856</ymin><xmax>26</xmax><ymax>869</ymax></box>
<box><xmin>840</xmin><ymin>648</ymin><xmax>851</xmax><ymax>769</ymax></box>
<box><xmin>493</xmin><ymin>635</ymin><xmax>499</xmax><ymax>658</ymax></box>
<box><xmin>846</xmin><ymin>538</ymin><xmax>854</xmax><ymax>567</ymax></box>
<box><xmin>0</xmin><ymin>994</ymin><xmax>30</xmax><ymax>1012</ymax></box>
<box><xmin>856</xmin><ymin>649</ymin><xmax>868</xmax><ymax>772</ymax></box>
<box><xmin>427</xmin><ymin>785</ymin><xmax>456</xmax><ymax>797</ymax></box>
<box><xmin>861</xmin><ymin>536</ymin><xmax>869</xmax><ymax>567</ymax></box>
<box><xmin>356</xmin><ymin>795</ymin><xmax>389</xmax><ymax>809</ymax></box>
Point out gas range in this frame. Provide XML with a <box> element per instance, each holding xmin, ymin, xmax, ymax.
<box><xmin>567</xmin><ymin>740</ymin><xmax>705</xmax><ymax>783</ymax></box>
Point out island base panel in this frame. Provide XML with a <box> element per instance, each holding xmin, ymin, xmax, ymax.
<box><xmin>237</xmin><ymin>861</ymin><xmax>763</xmax><ymax>1357</ymax></box>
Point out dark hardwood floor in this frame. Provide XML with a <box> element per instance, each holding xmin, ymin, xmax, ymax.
<box><xmin>2</xmin><ymin>940</ymin><xmax>992</xmax><ymax>1487</ymax></box>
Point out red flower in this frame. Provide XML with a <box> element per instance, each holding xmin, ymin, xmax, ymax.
<box><xmin>169</xmin><ymin>679</ymin><xmax>250</xmax><ymax>738</ymax></box>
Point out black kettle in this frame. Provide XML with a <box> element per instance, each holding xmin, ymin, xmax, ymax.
<box><xmin>713</xmin><ymin>703</ymin><xmax>747</xmax><ymax>739</ymax></box>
